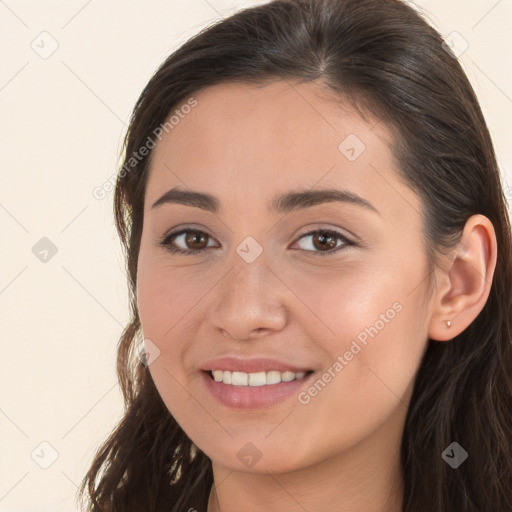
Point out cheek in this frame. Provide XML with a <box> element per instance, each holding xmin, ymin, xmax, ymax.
<box><xmin>291</xmin><ymin>260</ymin><xmax>426</xmax><ymax>418</ymax></box>
<box><xmin>135</xmin><ymin>266</ymin><xmax>209</xmax><ymax>423</ymax></box>
<box><xmin>136</xmin><ymin>250</ymin><xmax>213</xmax><ymax>339</ymax></box>
<box><xmin>135</xmin><ymin>256</ymin><xmax>218</xmax><ymax>390</ymax></box>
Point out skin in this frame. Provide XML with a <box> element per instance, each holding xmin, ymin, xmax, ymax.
<box><xmin>135</xmin><ymin>80</ymin><xmax>497</xmax><ymax>512</ymax></box>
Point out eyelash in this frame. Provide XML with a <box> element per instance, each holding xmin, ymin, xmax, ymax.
<box><xmin>159</xmin><ymin>227</ymin><xmax>357</xmax><ymax>257</ymax></box>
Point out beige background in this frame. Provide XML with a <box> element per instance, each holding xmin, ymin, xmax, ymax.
<box><xmin>1</xmin><ymin>0</ymin><xmax>511</xmax><ymax>510</ymax></box>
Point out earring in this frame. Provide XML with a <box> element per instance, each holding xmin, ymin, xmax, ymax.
<box><xmin>445</xmin><ymin>320</ymin><xmax>451</xmax><ymax>328</ymax></box>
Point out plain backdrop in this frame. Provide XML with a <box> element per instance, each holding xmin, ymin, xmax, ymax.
<box><xmin>0</xmin><ymin>0</ymin><xmax>511</xmax><ymax>510</ymax></box>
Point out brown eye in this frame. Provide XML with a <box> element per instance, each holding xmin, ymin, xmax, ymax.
<box><xmin>293</xmin><ymin>229</ymin><xmax>355</xmax><ymax>256</ymax></box>
<box><xmin>160</xmin><ymin>229</ymin><xmax>216</xmax><ymax>255</ymax></box>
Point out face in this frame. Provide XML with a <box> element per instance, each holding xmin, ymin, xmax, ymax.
<box><xmin>136</xmin><ymin>80</ymin><xmax>433</xmax><ymax>474</ymax></box>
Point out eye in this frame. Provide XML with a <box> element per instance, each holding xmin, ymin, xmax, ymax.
<box><xmin>291</xmin><ymin>228</ymin><xmax>356</xmax><ymax>256</ymax></box>
<box><xmin>159</xmin><ymin>228</ymin><xmax>356</xmax><ymax>256</ymax></box>
<box><xmin>159</xmin><ymin>229</ymin><xmax>217</xmax><ymax>255</ymax></box>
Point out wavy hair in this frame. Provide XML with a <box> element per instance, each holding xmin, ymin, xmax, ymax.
<box><xmin>77</xmin><ymin>0</ymin><xmax>512</xmax><ymax>510</ymax></box>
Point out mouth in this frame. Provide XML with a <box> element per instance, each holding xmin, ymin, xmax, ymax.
<box><xmin>203</xmin><ymin>369</ymin><xmax>314</xmax><ymax>387</ymax></box>
<box><xmin>200</xmin><ymin>368</ymin><xmax>315</xmax><ymax>410</ymax></box>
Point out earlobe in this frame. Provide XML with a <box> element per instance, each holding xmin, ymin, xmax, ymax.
<box><xmin>427</xmin><ymin>214</ymin><xmax>498</xmax><ymax>342</ymax></box>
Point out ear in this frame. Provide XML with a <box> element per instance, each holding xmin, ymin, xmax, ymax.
<box><xmin>428</xmin><ymin>214</ymin><xmax>498</xmax><ymax>342</ymax></box>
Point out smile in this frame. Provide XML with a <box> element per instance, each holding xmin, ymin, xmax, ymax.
<box><xmin>208</xmin><ymin>369</ymin><xmax>311</xmax><ymax>387</ymax></box>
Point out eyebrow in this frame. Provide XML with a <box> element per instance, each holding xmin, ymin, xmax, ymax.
<box><xmin>151</xmin><ymin>186</ymin><xmax>379</xmax><ymax>215</ymax></box>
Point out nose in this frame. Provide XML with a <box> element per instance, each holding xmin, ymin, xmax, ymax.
<box><xmin>209</xmin><ymin>250</ymin><xmax>288</xmax><ymax>341</ymax></box>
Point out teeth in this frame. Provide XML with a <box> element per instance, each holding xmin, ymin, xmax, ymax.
<box><xmin>210</xmin><ymin>369</ymin><xmax>307</xmax><ymax>386</ymax></box>
<box><xmin>232</xmin><ymin>371</ymin><xmax>248</xmax><ymax>386</ymax></box>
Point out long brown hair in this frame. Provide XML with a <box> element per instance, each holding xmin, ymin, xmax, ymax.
<box><xmin>77</xmin><ymin>0</ymin><xmax>512</xmax><ymax>510</ymax></box>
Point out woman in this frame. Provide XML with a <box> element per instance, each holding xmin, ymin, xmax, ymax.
<box><xmin>77</xmin><ymin>0</ymin><xmax>512</xmax><ymax>510</ymax></box>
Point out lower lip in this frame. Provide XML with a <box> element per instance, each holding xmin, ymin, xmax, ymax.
<box><xmin>201</xmin><ymin>370</ymin><xmax>314</xmax><ymax>410</ymax></box>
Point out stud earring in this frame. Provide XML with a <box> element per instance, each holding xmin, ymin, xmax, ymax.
<box><xmin>445</xmin><ymin>320</ymin><xmax>451</xmax><ymax>328</ymax></box>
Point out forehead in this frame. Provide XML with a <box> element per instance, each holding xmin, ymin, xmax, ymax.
<box><xmin>145</xmin><ymin>80</ymin><xmax>414</xmax><ymax>218</ymax></box>
<box><xmin>151</xmin><ymin>79</ymin><xmax>387</xmax><ymax>164</ymax></box>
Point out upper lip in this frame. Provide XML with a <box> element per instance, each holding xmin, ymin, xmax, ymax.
<box><xmin>200</xmin><ymin>356</ymin><xmax>313</xmax><ymax>374</ymax></box>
